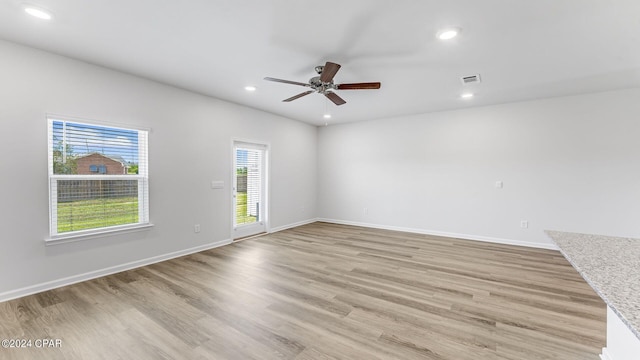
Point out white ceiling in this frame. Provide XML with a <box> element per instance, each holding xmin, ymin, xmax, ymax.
<box><xmin>1</xmin><ymin>0</ymin><xmax>639</xmax><ymax>126</ymax></box>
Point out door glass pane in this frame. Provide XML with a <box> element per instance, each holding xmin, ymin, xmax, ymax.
<box><xmin>236</xmin><ymin>147</ymin><xmax>262</xmax><ymax>226</ymax></box>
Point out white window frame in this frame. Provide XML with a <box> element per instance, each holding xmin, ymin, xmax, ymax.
<box><xmin>46</xmin><ymin>115</ymin><xmax>151</xmax><ymax>244</ymax></box>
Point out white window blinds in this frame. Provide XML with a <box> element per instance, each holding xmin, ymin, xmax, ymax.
<box><xmin>235</xmin><ymin>144</ymin><xmax>264</xmax><ymax>226</ymax></box>
<box><xmin>47</xmin><ymin>117</ymin><xmax>149</xmax><ymax>238</ymax></box>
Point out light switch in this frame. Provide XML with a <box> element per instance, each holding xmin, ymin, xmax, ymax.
<box><xmin>211</xmin><ymin>181</ymin><xmax>224</xmax><ymax>189</ymax></box>
<box><xmin>495</xmin><ymin>181</ymin><xmax>503</xmax><ymax>189</ymax></box>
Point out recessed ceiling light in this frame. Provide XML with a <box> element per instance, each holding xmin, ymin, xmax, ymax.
<box><xmin>323</xmin><ymin>114</ymin><xmax>332</xmax><ymax>119</ymax></box>
<box><xmin>461</xmin><ymin>93</ymin><xmax>474</xmax><ymax>99</ymax></box>
<box><xmin>437</xmin><ymin>27</ymin><xmax>460</xmax><ymax>40</ymax></box>
<box><xmin>244</xmin><ymin>86</ymin><xmax>256</xmax><ymax>92</ymax></box>
<box><xmin>24</xmin><ymin>5</ymin><xmax>52</xmax><ymax>20</ymax></box>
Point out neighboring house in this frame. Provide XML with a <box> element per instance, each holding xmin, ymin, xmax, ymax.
<box><xmin>59</xmin><ymin>153</ymin><xmax>135</xmax><ymax>202</ymax></box>
<box><xmin>76</xmin><ymin>153</ymin><xmax>128</xmax><ymax>175</ymax></box>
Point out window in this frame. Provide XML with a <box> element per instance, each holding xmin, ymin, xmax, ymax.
<box><xmin>47</xmin><ymin>116</ymin><xmax>149</xmax><ymax>239</ymax></box>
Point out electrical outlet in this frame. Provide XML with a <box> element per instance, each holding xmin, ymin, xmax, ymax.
<box><xmin>194</xmin><ymin>224</ymin><xmax>201</xmax><ymax>233</ymax></box>
<box><xmin>520</xmin><ymin>220</ymin><xmax>528</xmax><ymax>229</ymax></box>
<box><xmin>495</xmin><ymin>181</ymin><xmax>503</xmax><ymax>189</ymax></box>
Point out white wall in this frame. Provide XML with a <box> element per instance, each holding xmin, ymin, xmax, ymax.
<box><xmin>318</xmin><ymin>88</ymin><xmax>640</xmax><ymax>247</ymax></box>
<box><xmin>0</xmin><ymin>40</ymin><xmax>317</xmax><ymax>298</ymax></box>
<box><xmin>3</xmin><ymin>36</ymin><xmax>640</xmax><ymax>299</ymax></box>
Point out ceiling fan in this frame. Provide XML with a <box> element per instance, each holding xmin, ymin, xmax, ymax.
<box><xmin>264</xmin><ymin>61</ymin><xmax>381</xmax><ymax>106</ymax></box>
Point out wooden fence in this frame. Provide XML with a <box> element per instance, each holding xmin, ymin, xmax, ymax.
<box><xmin>57</xmin><ymin>180</ymin><xmax>138</xmax><ymax>202</ymax></box>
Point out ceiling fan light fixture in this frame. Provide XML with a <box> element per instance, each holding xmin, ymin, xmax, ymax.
<box><xmin>437</xmin><ymin>27</ymin><xmax>460</xmax><ymax>40</ymax></box>
<box><xmin>23</xmin><ymin>4</ymin><xmax>53</xmax><ymax>20</ymax></box>
<box><xmin>244</xmin><ymin>85</ymin><xmax>257</xmax><ymax>92</ymax></box>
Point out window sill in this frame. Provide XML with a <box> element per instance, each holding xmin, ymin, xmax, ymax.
<box><xmin>45</xmin><ymin>223</ymin><xmax>154</xmax><ymax>246</ymax></box>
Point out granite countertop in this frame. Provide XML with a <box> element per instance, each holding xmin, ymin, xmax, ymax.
<box><xmin>545</xmin><ymin>230</ymin><xmax>640</xmax><ymax>340</ymax></box>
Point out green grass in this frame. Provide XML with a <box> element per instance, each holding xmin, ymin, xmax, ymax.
<box><xmin>59</xmin><ymin>193</ymin><xmax>255</xmax><ymax>233</ymax></box>
<box><xmin>236</xmin><ymin>192</ymin><xmax>257</xmax><ymax>225</ymax></box>
<box><xmin>57</xmin><ymin>197</ymin><xmax>138</xmax><ymax>233</ymax></box>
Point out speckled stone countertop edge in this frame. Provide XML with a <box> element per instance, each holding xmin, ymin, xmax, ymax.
<box><xmin>545</xmin><ymin>230</ymin><xmax>640</xmax><ymax>340</ymax></box>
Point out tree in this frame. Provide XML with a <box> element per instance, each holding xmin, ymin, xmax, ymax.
<box><xmin>52</xmin><ymin>141</ymin><xmax>78</xmax><ymax>174</ymax></box>
<box><xmin>128</xmin><ymin>164</ymin><xmax>139</xmax><ymax>174</ymax></box>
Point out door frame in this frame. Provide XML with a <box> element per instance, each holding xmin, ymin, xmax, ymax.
<box><xmin>230</xmin><ymin>138</ymin><xmax>270</xmax><ymax>240</ymax></box>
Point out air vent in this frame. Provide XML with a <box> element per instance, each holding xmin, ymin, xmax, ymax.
<box><xmin>461</xmin><ymin>74</ymin><xmax>481</xmax><ymax>85</ymax></box>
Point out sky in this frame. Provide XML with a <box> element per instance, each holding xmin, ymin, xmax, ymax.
<box><xmin>236</xmin><ymin>148</ymin><xmax>262</xmax><ymax>170</ymax></box>
<box><xmin>52</xmin><ymin>120</ymin><xmax>140</xmax><ymax>164</ymax></box>
<box><xmin>236</xmin><ymin>149</ymin><xmax>248</xmax><ymax>168</ymax></box>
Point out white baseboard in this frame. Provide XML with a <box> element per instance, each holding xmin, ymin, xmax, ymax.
<box><xmin>269</xmin><ymin>218</ymin><xmax>317</xmax><ymax>233</ymax></box>
<box><xmin>317</xmin><ymin>218</ymin><xmax>558</xmax><ymax>250</ymax></box>
<box><xmin>600</xmin><ymin>348</ymin><xmax>613</xmax><ymax>360</ymax></box>
<box><xmin>0</xmin><ymin>238</ymin><xmax>231</xmax><ymax>303</ymax></box>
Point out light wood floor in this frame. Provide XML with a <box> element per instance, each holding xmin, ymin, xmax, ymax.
<box><xmin>0</xmin><ymin>222</ymin><xmax>605</xmax><ymax>359</ymax></box>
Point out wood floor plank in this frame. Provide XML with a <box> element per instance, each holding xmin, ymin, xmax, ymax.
<box><xmin>0</xmin><ymin>222</ymin><xmax>605</xmax><ymax>359</ymax></box>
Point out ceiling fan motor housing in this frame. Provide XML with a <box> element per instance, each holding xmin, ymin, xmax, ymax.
<box><xmin>309</xmin><ymin>76</ymin><xmax>335</xmax><ymax>93</ymax></box>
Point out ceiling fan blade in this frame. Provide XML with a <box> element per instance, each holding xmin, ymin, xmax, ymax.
<box><xmin>325</xmin><ymin>92</ymin><xmax>346</xmax><ymax>106</ymax></box>
<box><xmin>336</xmin><ymin>82</ymin><xmax>381</xmax><ymax>90</ymax></box>
<box><xmin>319</xmin><ymin>62</ymin><xmax>341</xmax><ymax>83</ymax></box>
<box><xmin>283</xmin><ymin>90</ymin><xmax>314</xmax><ymax>102</ymax></box>
<box><xmin>264</xmin><ymin>77</ymin><xmax>310</xmax><ymax>87</ymax></box>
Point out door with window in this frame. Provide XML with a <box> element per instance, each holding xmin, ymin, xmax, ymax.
<box><xmin>233</xmin><ymin>141</ymin><xmax>268</xmax><ymax>239</ymax></box>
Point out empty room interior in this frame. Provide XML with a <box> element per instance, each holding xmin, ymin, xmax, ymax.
<box><xmin>1</xmin><ymin>1</ymin><xmax>639</xmax><ymax>359</ymax></box>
